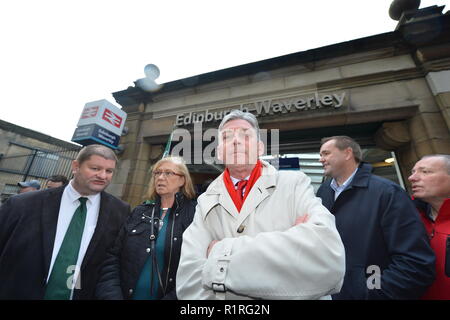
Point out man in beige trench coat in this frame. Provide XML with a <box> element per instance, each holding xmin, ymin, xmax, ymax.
<box><xmin>176</xmin><ymin>110</ymin><xmax>346</xmax><ymax>300</ymax></box>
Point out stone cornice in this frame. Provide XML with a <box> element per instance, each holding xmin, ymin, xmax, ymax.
<box><xmin>0</xmin><ymin>119</ymin><xmax>81</xmax><ymax>150</ymax></box>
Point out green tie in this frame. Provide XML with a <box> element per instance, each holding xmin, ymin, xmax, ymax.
<box><xmin>44</xmin><ymin>197</ymin><xmax>88</xmax><ymax>300</ymax></box>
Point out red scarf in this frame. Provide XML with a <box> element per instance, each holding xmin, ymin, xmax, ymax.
<box><xmin>223</xmin><ymin>160</ymin><xmax>262</xmax><ymax>212</ymax></box>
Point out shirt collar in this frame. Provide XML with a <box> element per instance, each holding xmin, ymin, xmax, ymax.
<box><xmin>330</xmin><ymin>167</ymin><xmax>358</xmax><ymax>192</ymax></box>
<box><xmin>67</xmin><ymin>180</ymin><xmax>100</xmax><ymax>204</ymax></box>
<box><xmin>230</xmin><ymin>175</ymin><xmax>250</xmax><ymax>186</ymax></box>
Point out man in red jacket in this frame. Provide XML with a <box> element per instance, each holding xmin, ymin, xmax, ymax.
<box><xmin>409</xmin><ymin>154</ymin><xmax>450</xmax><ymax>300</ymax></box>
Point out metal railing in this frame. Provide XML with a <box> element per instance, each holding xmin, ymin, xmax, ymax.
<box><xmin>0</xmin><ymin>142</ymin><xmax>81</xmax><ymax>200</ymax></box>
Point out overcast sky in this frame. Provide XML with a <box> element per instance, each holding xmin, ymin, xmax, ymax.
<box><xmin>1</xmin><ymin>0</ymin><xmax>448</xmax><ymax>142</ymax></box>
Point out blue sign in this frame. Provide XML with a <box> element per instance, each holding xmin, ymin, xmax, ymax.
<box><xmin>267</xmin><ymin>157</ymin><xmax>300</xmax><ymax>170</ymax></box>
<box><xmin>279</xmin><ymin>157</ymin><xmax>300</xmax><ymax>170</ymax></box>
<box><xmin>72</xmin><ymin>123</ymin><xmax>120</xmax><ymax>149</ymax></box>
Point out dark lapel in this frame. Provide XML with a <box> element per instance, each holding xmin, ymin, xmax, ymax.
<box><xmin>81</xmin><ymin>191</ymin><xmax>111</xmax><ymax>270</ymax></box>
<box><xmin>320</xmin><ymin>179</ymin><xmax>335</xmax><ymax>210</ymax></box>
<box><xmin>332</xmin><ymin>162</ymin><xmax>371</xmax><ymax>209</ymax></box>
<box><xmin>41</xmin><ymin>186</ymin><xmax>65</xmax><ymax>278</ymax></box>
<box><xmin>347</xmin><ymin>162</ymin><xmax>372</xmax><ymax>189</ymax></box>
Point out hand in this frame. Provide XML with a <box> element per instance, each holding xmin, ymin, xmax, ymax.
<box><xmin>207</xmin><ymin>240</ymin><xmax>219</xmax><ymax>257</ymax></box>
<box><xmin>294</xmin><ymin>214</ymin><xmax>310</xmax><ymax>226</ymax></box>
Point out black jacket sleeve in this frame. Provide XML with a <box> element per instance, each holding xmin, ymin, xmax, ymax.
<box><xmin>0</xmin><ymin>197</ymin><xmax>19</xmax><ymax>257</ymax></box>
<box><xmin>95</xmin><ymin>216</ymin><xmax>130</xmax><ymax>300</ymax></box>
<box><xmin>160</xmin><ymin>199</ymin><xmax>196</xmax><ymax>300</ymax></box>
<box><xmin>161</xmin><ymin>289</ymin><xmax>177</xmax><ymax>300</ymax></box>
<box><xmin>371</xmin><ymin>184</ymin><xmax>436</xmax><ymax>299</ymax></box>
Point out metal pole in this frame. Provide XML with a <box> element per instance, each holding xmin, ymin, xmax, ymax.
<box><xmin>23</xmin><ymin>149</ymin><xmax>38</xmax><ymax>181</ymax></box>
<box><xmin>391</xmin><ymin>151</ymin><xmax>405</xmax><ymax>190</ymax></box>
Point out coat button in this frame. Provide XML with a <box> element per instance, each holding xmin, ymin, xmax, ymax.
<box><xmin>174</xmin><ymin>237</ymin><xmax>178</xmax><ymax>241</ymax></box>
<box><xmin>220</xmin><ymin>267</ymin><xmax>224</xmax><ymax>272</ymax></box>
<box><xmin>146</xmin><ymin>248</ymin><xmax>151</xmax><ymax>253</ymax></box>
<box><xmin>176</xmin><ymin>213</ymin><xmax>179</xmax><ymax>217</ymax></box>
<box><xmin>237</xmin><ymin>225</ymin><xmax>245</xmax><ymax>233</ymax></box>
<box><xmin>169</xmin><ymin>278</ymin><xmax>173</xmax><ymax>282</ymax></box>
<box><xmin>129</xmin><ymin>289</ymin><xmax>133</xmax><ymax>295</ymax></box>
<box><xmin>132</xmin><ymin>229</ymin><xmax>136</xmax><ymax>233</ymax></box>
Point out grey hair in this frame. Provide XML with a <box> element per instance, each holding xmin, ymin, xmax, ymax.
<box><xmin>218</xmin><ymin>109</ymin><xmax>261</xmax><ymax>140</ymax></box>
<box><xmin>421</xmin><ymin>154</ymin><xmax>450</xmax><ymax>174</ymax></box>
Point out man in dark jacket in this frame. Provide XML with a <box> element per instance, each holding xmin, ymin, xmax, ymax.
<box><xmin>317</xmin><ymin>136</ymin><xmax>435</xmax><ymax>299</ymax></box>
<box><xmin>0</xmin><ymin>144</ymin><xmax>130</xmax><ymax>300</ymax></box>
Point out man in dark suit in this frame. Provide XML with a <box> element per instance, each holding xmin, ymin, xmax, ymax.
<box><xmin>0</xmin><ymin>144</ymin><xmax>130</xmax><ymax>300</ymax></box>
<box><xmin>317</xmin><ymin>136</ymin><xmax>435</xmax><ymax>299</ymax></box>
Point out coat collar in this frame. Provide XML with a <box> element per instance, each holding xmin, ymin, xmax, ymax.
<box><xmin>414</xmin><ymin>197</ymin><xmax>450</xmax><ymax>222</ymax></box>
<box><xmin>200</xmin><ymin>160</ymin><xmax>276</xmax><ymax>221</ymax></box>
<box><xmin>81</xmin><ymin>191</ymin><xmax>111</xmax><ymax>270</ymax></box>
<box><xmin>319</xmin><ymin>162</ymin><xmax>373</xmax><ymax>209</ymax></box>
<box><xmin>41</xmin><ymin>186</ymin><xmax>65</xmax><ymax>278</ymax></box>
<box><xmin>347</xmin><ymin>162</ymin><xmax>373</xmax><ymax>189</ymax></box>
<box><xmin>143</xmin><ymin>192</ymin><xmax>186</xmax><ymax>214</ymax></box>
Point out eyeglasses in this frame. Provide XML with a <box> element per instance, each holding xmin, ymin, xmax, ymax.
<box><xmin>152</xmin><ymin>171</ymin><xmax>182</xmax><ymax>178</ymax></box>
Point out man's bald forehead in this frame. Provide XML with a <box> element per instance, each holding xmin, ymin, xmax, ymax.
<box><xmin>420</xmin><ymin>155</ymin><xmax>450</xmax><ymax>174</ymax></box>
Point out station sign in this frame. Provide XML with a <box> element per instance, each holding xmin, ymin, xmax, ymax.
<box><xmin>72</xmin><ymin>99</ymin><xmax>127</xmax><ymax>149</ymax></box>
<box><xmin>72</xmin><ymin>123</ymin><xmax>121</xmax><ymax>149</ymax></box>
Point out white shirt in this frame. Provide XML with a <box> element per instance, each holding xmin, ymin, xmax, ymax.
<box><xmin>330</xmin><ymin>168</ymin><xmax>358</xmax><ymax>200</ymax></box>
<box><xmin>46</xmin><ymin>180</ymin><xmax>101</xmax><ymax>298</ymax></box>
<box><xmin>230</xmin><ymin>175</ymin><xmax>250</xmax><ymax>196</ymax></box>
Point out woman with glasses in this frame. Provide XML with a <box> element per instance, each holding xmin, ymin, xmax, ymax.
<box><xmin>96</xmin><ymin>156</ymin><xmax>196</xmax><ymax>300</ymax></box>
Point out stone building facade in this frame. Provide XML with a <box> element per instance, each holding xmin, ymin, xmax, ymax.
<box><xmin>110</xmin><ymin>4</ymin><xmax>450</xmax><ymax>207</ymax></box>
<box><xmin>0</xmin><ymin>119</ymin><xmax>80</xmax><ymax>202</ymax></box>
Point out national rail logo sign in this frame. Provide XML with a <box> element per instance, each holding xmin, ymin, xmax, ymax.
<box><xmin>73</xmin><ymin>99</ymin><xmax>127</xmax><ymax>149</ymax></box>
<box><xmin>81</xmin><ymin>106</ymin><xmax>99</xmax><ymax>119</ymax></box>
<box><xmin>76</xmin><ymin>99</ymin><xmax>127</xmax><ymax>136</ymax></box>
<box><xmin>102</xmin><ymin>108</ymin><xmax>123</xmax><ymax>129</ymax></box>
